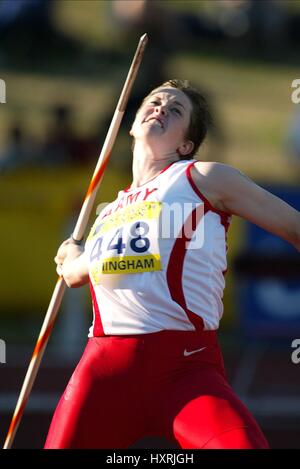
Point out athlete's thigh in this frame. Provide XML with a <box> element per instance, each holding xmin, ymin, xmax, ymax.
<box><xmin>44</xmin><ymin>339</ymin><xmax>145</xmax><ymax>448</ymax></box>
<box><xmin>162</xmin><ymin>366</ymin><xmax>269</xmax><ymax>449</ymax></box>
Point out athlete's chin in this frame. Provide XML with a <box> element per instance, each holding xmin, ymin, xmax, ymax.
<box><xmin>142</xmin><ymin>127</ymin><xmax>165</xmax><ymax>139</ymax></box>
<box><xmin>134</xmin><ymin>131</ymin><xmax>173</xmax><ymax>155</ymax></box>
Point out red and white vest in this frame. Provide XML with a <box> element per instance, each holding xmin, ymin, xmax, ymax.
<box><xmin>84</xmin><ymin>159</ymin><xmax>231</xmax><ymax>336</ymax></box>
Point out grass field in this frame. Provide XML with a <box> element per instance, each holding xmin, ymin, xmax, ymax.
<box><xmin>1</xmin><ymin>58</ymin><xmax>298</xmax><ymax>182</ymax></box>
<box><xmin>1</xmin><ymin>1</ymin><xmax>298</xmax><ymax>182</ymax></box>
<box><xmin>169</xmin><ymin>53</ymin><xmax>299</xmax><ymax>182</ymax></box>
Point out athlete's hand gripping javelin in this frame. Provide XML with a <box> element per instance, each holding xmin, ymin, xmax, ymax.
<box><xmin>54</xmin><ymin>238</ymin><xmax>89</xmax><ymax>288</ymax></box>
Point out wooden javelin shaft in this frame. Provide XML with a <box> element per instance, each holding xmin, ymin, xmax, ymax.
<box><xmin>3</xmin><ymin>33</ymin><xmax>148</xmax><ymax>449</ymax></box>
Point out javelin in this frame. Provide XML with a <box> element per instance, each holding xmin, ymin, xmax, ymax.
<box><xmin>3</xmin><ymin>33</ymin><xmax>148</xmax><ymax>449</ymax></box>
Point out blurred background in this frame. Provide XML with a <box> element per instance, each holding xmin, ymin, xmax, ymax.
<box><xmin>1</xmin><ymin>0</ymin><xmax>300</xmax><ymax>449</ymax></box>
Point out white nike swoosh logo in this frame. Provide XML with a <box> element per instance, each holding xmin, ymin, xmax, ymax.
<box><xmin>183</xmin><ymin>346</ymin><xmax>206</xmax><ymax>357</ymax></box>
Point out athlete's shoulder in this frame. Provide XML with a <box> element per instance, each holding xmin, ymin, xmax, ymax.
<box><xmin>190</xmin><ymin>161</ymin><xmax>240</xmax><ymax>212</ymax></box>
<box><xmin>193</xmin><ymin>161</ymin><xmax>245</xmax><ymax>195</ymax></box>
<box><xmin>193</xmin><ymin>161</ymin><xmax>238</xmax><ymax>180</ymax></box>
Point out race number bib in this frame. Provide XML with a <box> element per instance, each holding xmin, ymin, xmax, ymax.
<box><xmin>87</xmin><ymin>202</ymin><xmax>162</xmax><ymax>282</ymax></box>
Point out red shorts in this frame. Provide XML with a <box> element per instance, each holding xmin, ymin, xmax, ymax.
<box><xmin>44</xmin><ymin>330</ymin><xmax>269</xmax><ymax>449</ymax></box>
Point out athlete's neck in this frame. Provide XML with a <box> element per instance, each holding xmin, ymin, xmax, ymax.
<box><xmin>131</xmin><ymin>140</ymin><xmax>179</xmax><ymax>189</ymax></box>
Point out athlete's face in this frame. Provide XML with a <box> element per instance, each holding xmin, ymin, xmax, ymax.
<box><xmin>130</xmin><ymin>87</ymin><xmax>194</xmax><ymax>157</ymax></box>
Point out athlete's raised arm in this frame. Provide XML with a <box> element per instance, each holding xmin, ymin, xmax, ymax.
<box><xmin>54</xmin><ymin>238</ymin><xmax>89</xmax><ymax>288</ymax></box>
<box><xmin>191</xmin><ymin>161</ymin><xmax>300</xmax><ymax>252</ymax></box>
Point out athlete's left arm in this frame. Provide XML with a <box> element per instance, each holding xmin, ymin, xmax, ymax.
<box><xmin>194</xmin><ymin>162</ymin><xmax>300</xmax><ymax>251</ymax></box>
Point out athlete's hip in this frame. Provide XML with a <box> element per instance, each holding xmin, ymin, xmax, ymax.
<box><xmin>84</xmin><ymin>329</ymin><xmax>225</xmax><ymax>378</ymax></box>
